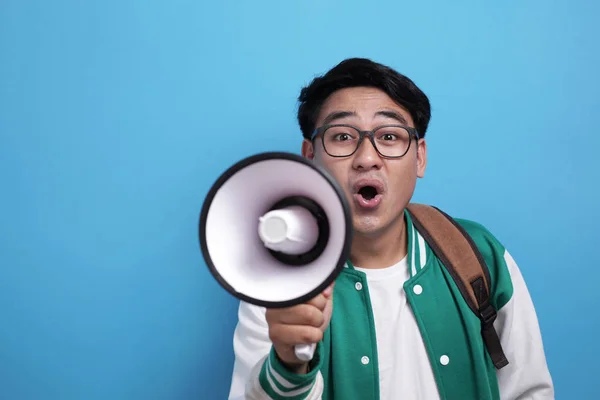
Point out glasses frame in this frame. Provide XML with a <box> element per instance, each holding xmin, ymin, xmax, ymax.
<box><xmin>311</xmin><ymin>124</ymin><xmax>421</xmax><ymax>159</ymax></box>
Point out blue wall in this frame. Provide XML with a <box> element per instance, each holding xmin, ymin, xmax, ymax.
<box><xmin>1</xmin><ymin>1</ymin><xmax>598</xmax><ymax>398</ymax></box>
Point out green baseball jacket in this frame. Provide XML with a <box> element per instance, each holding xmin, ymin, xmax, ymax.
<box><xmin>228</xmin><ymin>211</ymin><xmax>554</xmax><ymax>400</ymax></box>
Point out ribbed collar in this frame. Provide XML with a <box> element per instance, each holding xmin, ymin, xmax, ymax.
<box><xmin>345</xmin><ymin>209</ymin><xmax>429</xmax><ymax>278</ymax></box>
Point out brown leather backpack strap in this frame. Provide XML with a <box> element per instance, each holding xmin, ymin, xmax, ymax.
<box><xmin>406</xmin><ymin>203</ymin><xmax>509</xmax><ymax>369</ymax></box>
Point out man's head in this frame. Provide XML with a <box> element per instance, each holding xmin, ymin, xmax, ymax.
<box><xmin>298</xmin><ymin>58</ymin><xmax>431</xmax><ymax>238</ymax></box>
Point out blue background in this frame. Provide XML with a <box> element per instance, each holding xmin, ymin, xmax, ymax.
<box><xmin>1</xmin><ymin>0</ymin><xmax>598</xmax><ymax>398</ymax></box>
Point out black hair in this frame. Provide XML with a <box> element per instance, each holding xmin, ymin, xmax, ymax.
<box><xmin>297</xmin><ymin>57</ymin><xmax>431</xmax><ymax>140</ymax></box>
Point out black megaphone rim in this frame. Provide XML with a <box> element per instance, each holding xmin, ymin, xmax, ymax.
<box><xmin>198</xmin><ymin>151</ymin><xmax>353</xmax><ymax>309</ymax></box>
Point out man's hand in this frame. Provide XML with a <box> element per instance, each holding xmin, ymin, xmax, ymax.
<box><xmin>265</xmin><ymin>282</ymin><xmax>335</xmax><ymax>374</ymax></box>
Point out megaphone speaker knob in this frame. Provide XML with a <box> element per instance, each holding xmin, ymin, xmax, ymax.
<box><xmin>258</xmin><ymin>206</ymin><xmax>319</xmax><ymax>254</ymax></box>
<box><xmin>261</xmin><ymin>195</ymin><xmax>330</xmax><ymax>267</ymax></box>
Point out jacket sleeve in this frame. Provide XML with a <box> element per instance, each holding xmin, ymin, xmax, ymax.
<box><xmin>228</xmin><ymin>301</ymin><xmax>325</xmax><ymax>400</ymax></box>
<box><xmin>494</xmin><ymin>250</ymin><xmax>555</xmax><ymax>399</ymax></box>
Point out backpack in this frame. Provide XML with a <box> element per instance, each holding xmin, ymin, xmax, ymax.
<box><xmin>405</xmin><ymin>203</ymin><xmax>509</xmax><ymax>370</ymax></box>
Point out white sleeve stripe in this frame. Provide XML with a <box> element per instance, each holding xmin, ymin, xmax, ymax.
<box><xmin>265</xmin><ymin>368</ymin><xmax>314</xmax><ymax>397</ymax></box>
<box><xmin>410</xmin><ymin>225</ymin><xmax>417</xmax><ymax>277</ymax></box>
<box><xmin>265</xmin><ymin>355</ymin><xmax>310</xmax><ymax>391</ymax></box>
<box><xmin>417</xmin><ymin>232</ymin><xmax>427</xmax><ymax>268</ymax></box>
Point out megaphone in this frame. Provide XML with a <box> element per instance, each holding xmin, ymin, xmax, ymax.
<box><xmin>198</xmin><ymin>151</ymin><xmax>353</xmax><ymax>362</ymax></box>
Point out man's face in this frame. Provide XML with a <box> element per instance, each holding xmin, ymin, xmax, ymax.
<box><xmin>301</xmin><ymin>86</ymin><xmax>427</xmax><ymax>237</ymax></box>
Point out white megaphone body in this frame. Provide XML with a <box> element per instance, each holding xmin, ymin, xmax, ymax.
<box><xmin>198</xmin><ymin>152</ymin><xmax>353</xmax><ymax>362</ymax></box>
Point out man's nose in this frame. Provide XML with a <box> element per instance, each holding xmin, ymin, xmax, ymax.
<box><xmin>352</xmin><ymin>137</ymin><xmax>383</xmax><ymax>170</ymax></box>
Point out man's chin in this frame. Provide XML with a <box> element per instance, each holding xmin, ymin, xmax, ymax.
<box><xmin>352</xmin><ymin>216</ymin><xmax>384</xmax><ymax>237</ymax></box>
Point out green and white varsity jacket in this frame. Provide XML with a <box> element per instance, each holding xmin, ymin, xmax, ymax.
<box><xmin>228</xmin><ymin>211</ymin><xmax>554</xmax><ymax>399</ymax></box>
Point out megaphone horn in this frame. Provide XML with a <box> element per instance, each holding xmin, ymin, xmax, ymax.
<box><xmin>198</xmin><ymin>152</ymin><xmax>353</xmax><ymax>362</ymax></box>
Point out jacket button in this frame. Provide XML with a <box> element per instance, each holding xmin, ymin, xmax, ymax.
<box><xmin>440</xmin><ymin>355</ymin><xmax>450</xmax><ymax>365</ymax></box>
<box><xmin>361</xmin><ymin>356</ymin><xmax>370</xmax><ymax>365</ymax></box>
<box><xmin>355</xmin><ymin>282</ymin><xmax>363</xmax><ymax>291</ymax></box>
<box><xmin>413</xmin><ymin>284</ymin><xmax>423</xmax><ymax>295</ymax></box>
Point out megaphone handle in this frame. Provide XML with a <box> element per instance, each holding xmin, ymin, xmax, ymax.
<box><xmin>294</xmin><ymin>343</ymin><xmax>316</xmax><ymax>362</ymax></box>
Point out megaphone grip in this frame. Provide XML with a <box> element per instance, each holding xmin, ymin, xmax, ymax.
<box><xmin>294</xmin><ymin>343</ymin><xmax>316</xmax><ymax>362</ymax></box>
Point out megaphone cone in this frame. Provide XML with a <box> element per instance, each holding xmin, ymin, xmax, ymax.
<box><xmin>198</xmin><ymin>152</ymin><xmax>353</xmax><ymax>361</ymax></box>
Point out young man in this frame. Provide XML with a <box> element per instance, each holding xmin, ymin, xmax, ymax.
<box><xmin>227</xmin><ymin>58</ymin><xmax>554</xmax><ymax>399</ymax></box>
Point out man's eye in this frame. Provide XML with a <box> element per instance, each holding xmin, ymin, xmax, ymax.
<box><xmin>381</xmin><ymin>134</ymin><xmax>397</xmax><ymax>140</ymax></box>
<box><xmin>334</xmin><ymin>133</ymin><xmax>351</xmax><ymax>141</ymax></box>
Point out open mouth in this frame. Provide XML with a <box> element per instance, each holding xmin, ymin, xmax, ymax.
<box><xmin>358</xmin><ymin>185</ymin><xmax>379</xmax><ymax>201</ymax></box>
<box><xmin>353</xmin><ymin>181</ymin><xmax>383</xmax><ymax>209</ymax></box>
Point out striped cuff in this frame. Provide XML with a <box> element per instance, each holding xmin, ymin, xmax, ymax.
<box><xmin>258</xmin><ymin>343</ymin><xmax>322</xmax><ymax>399</ymax></box>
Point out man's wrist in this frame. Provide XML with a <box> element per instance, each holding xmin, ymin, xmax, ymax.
<box><xmin>269</xmin><ymin>344</ymin><xmax>322</xmax><ymax>381</ymax></box>
<box><xmin>276</xmin><ymin>353</ymin><xmax>310</xmax><ymax>375</ymax></box>
<box><xmin>258</xmin><ymin>345</ymin><xmax>322</xmax><ymax>399</ymax></box>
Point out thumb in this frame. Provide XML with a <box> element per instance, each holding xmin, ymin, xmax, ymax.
<box><xmin>322</xmin><ymin>281</ymin><xmax>336</xmax><ymax>298</ymax></box>
<box><xmin>320</xmin><ymin>286</ymin><xmax>334</xmax><ymax>332</ymax></box>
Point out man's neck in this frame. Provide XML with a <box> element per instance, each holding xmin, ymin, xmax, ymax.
<box><xmin>350</xmin><ymin>216</ymin><xmax>408</xmax><ymax>269</ymax></box>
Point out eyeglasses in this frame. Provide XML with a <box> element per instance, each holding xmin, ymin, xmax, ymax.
<box><xmin>311</xmin><ymin>124</ymin><xmax>420</xmax><ymax>158</ymax></box>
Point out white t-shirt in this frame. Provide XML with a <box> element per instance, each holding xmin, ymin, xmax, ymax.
<box><xmin>354</xmin><ymin>257</ymin><xmax>441</xmax><ymax>400</ymax></box>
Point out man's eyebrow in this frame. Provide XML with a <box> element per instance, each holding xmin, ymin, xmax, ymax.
<box><xmin>375</xmin><ymin>110</ymin><xmax>408</xmax><ymax>125</ymax></box>
<box><xmin>321</xmin><ymin>111</ymin><xmax>356</xmax><ymax>126</ymax></box>
<box><xmin>319</xmin><ymin>110</ymin><xmax>409</xmax><ymax>128</ymax></box>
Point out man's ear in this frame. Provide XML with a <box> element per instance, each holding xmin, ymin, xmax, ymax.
<box><xmin>416</xmin><ymin>139</ymin><xmax>427</xmax><ymax>178</ymax></box>
<box><xmin>301</xmin><ymin>139</ymin><xmax>314</xmax><ymax>160</ymax></box>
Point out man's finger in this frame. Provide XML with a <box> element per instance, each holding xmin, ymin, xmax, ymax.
<box><xmin>269</xmin><ymin>324</ymin><xmax>324</xmax><ymax>346</ymax></box>
<box><xmin>306</xmin><ymin>293</ymin><xmax>328</xmax><ymax>311</ymax></box>
<box><xmin>278</xmin><ymin>304</ymin><xmax>325</xmax><ymax>327</ymax></box>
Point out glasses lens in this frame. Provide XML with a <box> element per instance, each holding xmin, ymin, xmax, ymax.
<box><xmin>322</xmin><ymin>125</ymin><xmax>412</xmax><ymax>157</ymax></box>
<box><xmin>322</xmin><ymin>126</ymin><xmax>360</xmax><ymax>157</ymax></box>
<box><xmin>373</xmin><ymin>126</ymin><xmax>411</xmax><ymax>157</ymax></box>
